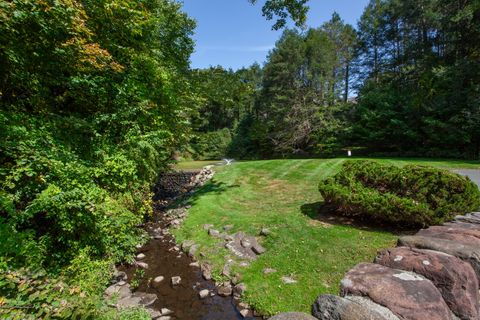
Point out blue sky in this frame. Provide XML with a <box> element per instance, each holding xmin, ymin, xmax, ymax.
<box><xmin>181</xmin><ymin>0</ymin><xmax>370</xmax><ymax>70</ymax></box>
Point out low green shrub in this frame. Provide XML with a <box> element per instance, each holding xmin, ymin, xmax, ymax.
<box><xmin>319</xmin><ymin>160</ymin><xmax>480</xmax><ymax>226</ymax></box>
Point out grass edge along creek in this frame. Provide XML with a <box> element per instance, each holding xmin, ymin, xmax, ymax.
<box><xmin>172</xmin><ymin>158</ymin><xmax>480</xmax><ymax>316</ymax></box>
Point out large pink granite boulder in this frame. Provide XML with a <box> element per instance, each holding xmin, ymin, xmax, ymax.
<box><xmin>340</xmin><ymin>263</ymin><xmax>452</xmax><ymax>320</ymax></box>
<box><xmin>375</xmin><ymin>247</ymin><xmax>479</xmax><ymax>319</ymax></box>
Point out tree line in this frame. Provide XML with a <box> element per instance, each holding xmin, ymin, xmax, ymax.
<box><xmin>188</xmin><ymin>0</ymin><xmax>480</xmax><ymax>160</ymax></box>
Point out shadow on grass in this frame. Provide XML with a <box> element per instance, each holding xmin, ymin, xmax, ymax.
<box><xmin>167</xmin><ymin>179</ymin><xmax>240</xmax><ymax>209</ymax></box>
<box><xmin>301</xmin><ymin>201</ymin><xmax>416</xmax><ymax>235</ymax></box>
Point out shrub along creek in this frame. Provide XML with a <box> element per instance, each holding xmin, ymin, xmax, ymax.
<box><xmin>107</xmin><ymin>167</ymin><xmax>260</xmax><ymax>319</ymax></box>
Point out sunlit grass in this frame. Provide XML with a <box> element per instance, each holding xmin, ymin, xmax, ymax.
<box><xmin>173</xmin><ymin>158</ymin><xmax>479</xmax><ymax>315</ymax></box>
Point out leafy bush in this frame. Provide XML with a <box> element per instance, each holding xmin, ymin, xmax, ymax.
<box><xmin>190</xmin><ymin>128</ymin><xmax>232</xmax><ymax>160</ymax></box>
<box><xmin>319</xmin><ymin>160</ymin><xmax>480</xmax><ymax>226</ymax></box>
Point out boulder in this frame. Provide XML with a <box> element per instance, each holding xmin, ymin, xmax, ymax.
<box><xmin>416</xmin><ymin>228</ymin><xmax>480</xmax><ymax>247</ymax></box>
<box><xmin>340</xmin><ymin>263</ymin><xmax>452</xmax><ymax>320</ymax></box>
<box><xmin>375</xmin><ymin>247</ymin><xmax>479</xmax><ymax>319</ymax></box>
<box><xmin>421</xmin><ymin>225</ymin><xmax>480</xmax><ymax>240</ymax></box>
<box><xmin>455</xmin><ymin>214</ymin><xmax>480</xmax><ymax>224</ymax></box>
<box><xmin>105</xmin><ymin>283</ymin><xmax>131</xmax><ymax>299</ymax></box>
<box><xmin>398</xmin><ymin>235</ymin><xmax>480</xmax><ymax>284</ymax></box>
<box><xmin>312</xmin><ymin>294</ymin><xmax>400</xmax><ymax>320</ymax></box>
<box><xmin>217</xmin><ymin>282</ymin><xmax>233</xmax><ymax>296</ymax></box>
<box><xmin>269</xmin><ymin>312</ymin><xmax>318</xmax><ymax>320</ymax></box>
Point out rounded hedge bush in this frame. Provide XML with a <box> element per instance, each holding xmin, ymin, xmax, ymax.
<box><xmin>319</xmin><ymin>160</ymin><xmax>480</xmax><ymax>226</ymax></box>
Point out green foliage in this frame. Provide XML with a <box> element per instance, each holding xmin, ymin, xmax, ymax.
<box><xmin>190</xmin><ymin>129</ymin><xmax>233</xmax><ymax>160</ymax></box>
<box><xmin>0</xmin><ymin>0</ymin><xmax>195</xmax><ymax>317</ymax></box>
<box><xmin>319</xmin><ymin>161</ymin><xmax>480</xmax><ymax>226</ymax></box>
<box><xmin>353</xmin><ymin>0</ymin><xmax>480</xmax><ymax>159</ymax></box>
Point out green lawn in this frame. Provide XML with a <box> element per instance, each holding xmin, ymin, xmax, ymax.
<box><xmin>173</xmin><ymin>158</ymin><xmax>480</xmax><ymax>315</ymax></box>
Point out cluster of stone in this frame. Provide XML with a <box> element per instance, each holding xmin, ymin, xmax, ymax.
<box><xmin>153</xmin><ymin>166</ymin><xmax>215</xmax><ymax>200</ymax></box>
<box><xmin>198</xmin><ymin>225</ymin><xmax>270</xmax><ymax>318</ymax></box>
<box><xmin>308</xmin><ymin>212</ymin><xmax>480</xmax><ymax>320</ymax></box>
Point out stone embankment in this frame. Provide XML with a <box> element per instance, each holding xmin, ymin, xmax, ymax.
<box><xmin>306</xmin><ymin>212</ymin><xmax>480</xmax><ymax>320</ymax></box>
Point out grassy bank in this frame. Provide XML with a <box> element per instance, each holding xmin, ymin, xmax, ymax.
<box><xmin>173</xmin><ymin>158</ymin><xmax>479</xmax><ymax>315</ymax></box>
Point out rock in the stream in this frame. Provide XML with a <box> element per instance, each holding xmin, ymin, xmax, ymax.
<box><xmin>234</xmin><ymin>282</ymin><xmax>247</xmax><ymax>294</ymax></box>
<box><xmin>161</xmin><ymin>308</ymin><xmax>173</xmax><ymax>316</ymax></box>
<box><xmin>112</xmin><ymin>268</ymin><xmax>127</xmax><ymax>282</ymax></box>
<box><xmin>188</xmin><ymin>244</ymin><xmax>199</xmax><ymax>258</ymax></box>
<box><xmin>199</xmin><ymin>289</ymin><xmax>209</xmax><ymax>299</ymax></box>
<box><xmin>269</xmin><ymin>312</ymin><xmax>318</xmax><ymax>320</ymax></box>
<box><xmin>217</xmin><ymin>282</ymin><xmax>233</xmax><ymax>296</ymax></box>
<box><xmin>201</xmin><ymin>263</ymin><xmax>212</xmax><ymax>280</ymax></box>
<box><xmin>136</xmin><ymin>253</ymin><xmax>146</xmax><ymax>260</ymax></box>
<box><xmin>240</xmin><ymin>309</ymin><xmax>250</xmax><ymax>318</ymax></box>
<box><xmin>189</xmin><ymin>261</ymin><xmax>200</xmax><ymax>268</ymax></box>
<box><xmin>398</xmin><ymin>235</ymin><xmax>480</xmax><ymax>283</ymax></box>
<box><xmin>341</xmin><ymin>262</ymin><xmax>452</xmax><ymax>320</ymax></box>
<box><xmin>117</xmin><ymin>292</ymin><xmax>157</xmax><ymax>309</ymax></box>
<box><xmin>136</xmin><ymin>262</ymin><xmax>149</xmax><ymax>269</ymax></box>
<box><xmin>171</xmin><ymin>276</ymin><xmax>181</xmax><ymax>286</ymax></box>
<box><xmin>153</xmin><ymin>276</ymin><xmax>164</xmax><ymax>284</ymax></box>
<box><xmin>312</xmin><ymin>294</ymin><xmax>399</xmax><ymax>320</ymax></box>
<box><xmin>105</xmin><ymin>282</ymin><xmax>131</xmax><ymax>299</ymax></box>
<box><xmin>375</xmin><ymin>247</ymin><xmax>479</xmax><ymax>320</ymax></box>
<box><xmin>181</xmin><ymin>240</ymin><xmax>195</xmax><ymax>252</ymax></box>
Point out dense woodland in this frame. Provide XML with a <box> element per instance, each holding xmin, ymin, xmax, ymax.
<box><xmin>0</xmin><ymin>0</ymin><xmax>479</xmax><ymax>318</ymax></box>
<box><xmin>191</xmin><ymin>0</ymin><xmax>480</xmax><ymax>160</ymax></box>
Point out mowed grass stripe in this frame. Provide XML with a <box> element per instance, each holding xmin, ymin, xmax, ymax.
<box><xmin>173</xmin><ymin>158</ymin><xmax>479</xmax><ymax>316</ymax></box>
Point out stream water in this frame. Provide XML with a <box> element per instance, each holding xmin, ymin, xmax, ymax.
<box><xmin>119</xmin><ymin>201</ymin><xmax>261</xmax><ymax>320</ymax></box>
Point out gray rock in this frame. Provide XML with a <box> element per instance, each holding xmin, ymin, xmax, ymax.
<box><xmin>188</xmin><ymin>244</ymin><xmax>199</xmax><ymax>258</ymax></box>
<box><xmin>281</xmin><ymin>276</ymin><xmax>297</xmax><ymax>284</ymax></box>
<box><xmin>224</xmin><ymin>225</ymin><xmax>234</xmax><ymax>231</ymax></box>
<box><xmin>112</xmin><ymin>269</ymin><xmax>127</xmax><ymax>282</ymax></box>
<box><xmin>208</xmin><ymin>229</ymin><xmax>221</xmax><ymax>237</ymax></box>
<box><xmin>234</xmin><ymin>283</ymin><xmax>247</xmax><ymax>296</ymax></box>
<box><xmin>455</xmin><ymin>214</ymin><xmax>480</xmax><ymax>224</ymax></box>
<box><xmin>225</xmin><ymin>232</ymin><xmax>258</xmax><ymax>260</ymax></box>
<box><xmin>263</xmin><ymin>268</ymin><xmax>277</xmax><ymax>274</ymax></box>
<box><xmin>269</xmin><ymin>312</ymin><xmax>318</xmax><ymax>320</ymax></box>
<box><xmin>181</xmin><ymin>240</ymin><xmax>195</xmax><ymax>252</ymax></box>
<box><xmin>222</xmin><ymin>264</ymin><xmax>231</xmax><ymax>277</ymax></box>
<box><xmin>218</xmin><ymin>283</ymin><xmax>233</xmax><ymax>296</ymax></box>
<box><xmin>312</xmin><ymin>294</ymin><xmax>399</xmax><ymax>320</ymax></box>
<box><xmin>240</xmin><ymin>309</ymin><xmax>250</xmax><ymax>318</ymax></box>
<box><xmin>241</xmin><ymin>238</ymin><xmax>252</xmax><ymax>248</ymax></box>
<box><xmin>199</xmin><ymin>289</ymin><xmax>209</xmax><ymax>299</ymax></box>
<box><xmin>252</xmin><ymin>243</ymin><xmax>266</xmax><ymax>255</ymax></box>
<box><xmin>161</xmin><ymin>308</ymin><xmax>173</xmax><ymax>316</ymax></box>
<box><xmin>105</xmin><ymin>283</ymin><xmax>131</xmax><ymax>299</ymax></box>
<box><xmin>131</xmin><ymin>292</ymin><xmax>157</xmax><ymax>307</ymax></box>
<box><xmin>201</xmin><ymin>263</ymin><xmax>212</xmax><ymax>280</ymax></box>
<box><xmin>146</xmin><ymin>308</ymin><xmax>162</xmax><ymax>319</ymax></box>
<box><xmin>136</xmin><ymin>262</ymin><xmax>149</xmax><ymax>269</ymax></box>
<box><xmin>260</xmin><ymin>228</ymin><xmax>271</xmax><ymax>236</ymax></box>
<box><xmin>171</xmin><ymin>276</ymin><xmax>181</xmax><ymax>286</ymax></box>
<box><xmin>203</xmin><ymin>224</ymin><xmax>214</xmax><ymax>230</ymax></box>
